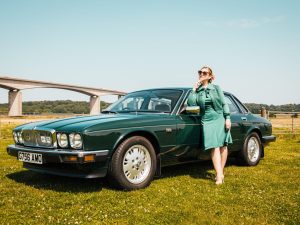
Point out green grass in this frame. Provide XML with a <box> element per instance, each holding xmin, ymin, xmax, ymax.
<box><xmin>0</xmin><ymin>124</ymin><xmax>299</xmax><ymax>225</ymax></box>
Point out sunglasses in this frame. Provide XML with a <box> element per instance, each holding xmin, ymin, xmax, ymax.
<box><xmin>198</xmin><ymin>71</ymin><xmax>210</xmax><ymax>76</ymax></box>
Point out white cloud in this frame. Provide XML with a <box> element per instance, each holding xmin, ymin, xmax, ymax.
<box><xmin>226</xmin><ymin>19</ymin><xmax>260</xmax><ymax>28</ymax></box>
<box><xmin>261</xmin><ymin>16</ymin><xmax>285</xmax><ymax>24</ymax></box>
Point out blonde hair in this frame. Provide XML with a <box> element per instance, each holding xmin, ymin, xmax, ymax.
<box><xmin>199</xmin><ymin>66</ymin><xmax>215</xmax><ymax>83</ymax></box>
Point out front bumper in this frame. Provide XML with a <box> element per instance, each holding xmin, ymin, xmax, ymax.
<box><xmin>262</xmin><ymin>135</ymin><xmax>276</xmax><ymax>145</ymax></box>
<box><xmin>7</xmin><ymin>145</ymin><xmax>110</xmax><ymax>178</ymax></box>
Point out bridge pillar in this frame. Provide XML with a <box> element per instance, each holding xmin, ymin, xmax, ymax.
<box><xmin>90</xmin><ymin>95</ymin><xmax>100</xmax><ymax>115</ymax></box>
<box><xmin>8</xmin><ymin>90</ymin><xmax>22</xmax><ymax>116</ymax></box>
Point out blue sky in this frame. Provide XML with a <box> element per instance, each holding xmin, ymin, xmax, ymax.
<box><xmin>0</xmin><ymin>0</ymin><xmax>299</xmax><ymax>104</ymax></box>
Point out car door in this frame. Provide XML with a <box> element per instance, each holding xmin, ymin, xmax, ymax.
<box><xmin>224</xmin><ymin>94</ymin><xmax>251</xmax><ymax>151</ymax></box>
<box><xmin>175</xmin><ymin>93</ymin><xmax>202</xmax><ymax>161</ymax></box>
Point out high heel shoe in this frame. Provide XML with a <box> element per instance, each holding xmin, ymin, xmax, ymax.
<box><xmin>214</xmin><ymin>174</ymin><xmax>224</xmax><ymax>181</ymax></box>
<box><xmin>215</xmin><ymin>175</ymin><xmax>224</xmax><ymax>185</ymax></box>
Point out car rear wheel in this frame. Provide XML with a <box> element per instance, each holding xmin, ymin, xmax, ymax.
<box><xmin>238</xmin><ymin>132</ymin><xmax>262</xmax><ymax>166</ymax></box>
<box><xmin>107</xmin><ymin>136</ymin><xmax>157</xmax><ymax>190</ymax></box>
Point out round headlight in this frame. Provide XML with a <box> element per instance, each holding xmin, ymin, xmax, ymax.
<box><xmin>13</xmin><ymin>131</ymin><xmax>19</xmax><ymax>144</ymax></box>
<box><xmin>57</xmin><ymin>133</ymin><xmax>68</xmax><ymax>148</ymax></box>
<box><xmin>17</xmin><ymin>131</ymin><xmax>24</xmax><ymax>144</ymax></box>
<box><xmin>69</xmin><ymin>133</ymin><xmax>83</xmax><ymax>149</ymax></box>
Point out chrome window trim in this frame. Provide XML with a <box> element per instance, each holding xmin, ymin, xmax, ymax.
<box><xmin>175</xmin><ymin>89</ymin><xmax>193</xmax><ymax>115</ymax></box>
<box><xmin>170</xmin><ymin>89</ymin><xmax>189</xmax><ymax>115</ymax></box>
<box><xmin>230</xmin><ymin>94</ymin><xmax>250</xmax><ymax>114</ymax></box>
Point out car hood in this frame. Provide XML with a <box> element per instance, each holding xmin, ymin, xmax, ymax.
<box><xmin>15</xmin><ymin>113</ymin><xmax>174</xmax><ymax>133</ymax></box>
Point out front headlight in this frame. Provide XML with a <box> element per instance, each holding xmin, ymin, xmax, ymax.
<box><xmin>13</xmin><ymin>131</ymin><xmax>19</xmax><ymax>144</ymax></box>
<box><xmin>37</xmin><ymin>131</ymin><xmax>52</xmax><ymax>147</ymax></box>
<box><xmin>69</xmin><ymin>133</ymin><xmax>83</xmax><ymax>149</ymax></box>
<box><xmin>57</xmin><ymin>133</ymin><xmax>68</xmax><ymax>148</ymax></box>
<box><xmin>17</xmin><ymin>131</ymin><xmax>24</xmax><ymax>144</ymax></box>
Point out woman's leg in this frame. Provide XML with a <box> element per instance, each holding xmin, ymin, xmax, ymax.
<box><xmin>211</xmin><ymin>147</ymin><xmax>223</xmax><ymax>179</ymax></box>
<box><xmin>220</xmin><ymin>146</ymin><xmax>228</xmax><ymax>173</ymax></box>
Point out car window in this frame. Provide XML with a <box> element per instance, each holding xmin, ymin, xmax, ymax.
<box><xmin>224</xmin><ymin>95</ymin><xmax>240</xmax><ymax>114</ymax></box>
<box><xmin>148</xmin><ymin>98</ymin><xmax>172</xmax><ymax>112</ymax></box>
<box><xmin>148</xmin><ymin>90</ymin><xmax>182</xmax><ymax>112</ymax></box>
<box><xmin>232</xmin><ymin>96</ymin><xmax>249</xmax><ymax>114</ymax></box>
<box><xmin>178</xmin><ymin>91</ymin><xmax>191</xmax><ymax>114</ymax></box>
<box><xmin>106</xmin><ymin>89</ymin><xmax>182</xmax><ymax>113</ymax></box>
<box><xmin>115</xmin><ymin>96</ymin><xmax>145</xmax><ymax>111</ymax></box>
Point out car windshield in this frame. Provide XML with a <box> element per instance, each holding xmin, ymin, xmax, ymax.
<box><xmin>103</xmin><ymin>89</ymin><xmax>183</xmax><ymax>114</ymax></box>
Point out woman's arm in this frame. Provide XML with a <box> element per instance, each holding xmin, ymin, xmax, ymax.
<box><xmin>215</xmin><ymin>85</ymin><xmax>230</xmax><ymax>120</ymax></box>
<box><xmin>215</xmin><ymin>85</ymin><xmax>231</xmax><ymax>129</ymax></box>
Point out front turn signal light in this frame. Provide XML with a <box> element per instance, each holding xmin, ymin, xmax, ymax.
<box><xmin>84</xmin><ymin>155</ymin><xmax>95</xmax><ymax>162</ymax></box>
<box><xmin>64</xmin><ymin>156</ymin><xmax>78</xmax><ymax>162</ymax></box>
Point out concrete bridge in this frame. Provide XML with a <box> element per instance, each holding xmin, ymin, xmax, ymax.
<box><xmin>0</xmin><ymin>76</ymin><xmax>126</xmax><ymax>116</ymax></box>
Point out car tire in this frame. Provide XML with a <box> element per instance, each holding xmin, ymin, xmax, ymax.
<box><xmin>107</xmin><ymin>136</ymin><xmax>157</xmax><ymax>190</ymax></box>
<box><xmin>238</xmin><ymin>132</ymin><xmax>262</xmax><ymax>166</ymax></box>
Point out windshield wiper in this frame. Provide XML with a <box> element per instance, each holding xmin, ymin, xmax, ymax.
<box><xmin>120</xmin><ymin>110</ymin><xmax>169</xmax><ymax>114</ymax></box>
<box><xmin>101</xmin><ymin>110</ymin><xmax>118</xmax><ymax>114</ymax></box>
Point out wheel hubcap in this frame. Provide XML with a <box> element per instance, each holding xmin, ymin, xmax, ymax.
<box><xmin>247</xmin><ymin>137</ymin><xmax>260</xmax><ymax>162</ymax></box>
<box><xmin>123</xmin><ymin>145</ymin><xmax>151</xmax><ymax>184</ymax></box>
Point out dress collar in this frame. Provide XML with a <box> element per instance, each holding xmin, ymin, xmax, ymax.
<box><xmin>197</xmin><ymin>83</ymin><xmax>215</xmax><ymax>91</ymax></box>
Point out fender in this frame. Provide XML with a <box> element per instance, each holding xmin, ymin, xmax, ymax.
<box><xmin>244</xmin><ymin>125</ymin><xmax>263</xmax><ymax>140</ymax></box>
<box><xmin>112</xmin><ymin>128</ymin><xmax>161</xmax><ymax>155</ymax></box>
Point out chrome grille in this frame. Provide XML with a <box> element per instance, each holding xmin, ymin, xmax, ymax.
<box><xmin>22</xmin><ymin>130</ymin><xmax>36</xmax><ymax>146</ymax></box>
<box><xmin>21</xmin><ymin>130</ymin><xmax>56</xmax><ymax>148</ymax></box>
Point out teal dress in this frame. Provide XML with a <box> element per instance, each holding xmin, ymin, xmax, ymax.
<box><xmin>202</xmin><ymin>88</ymin><xmax>232</xmax><ymax>150</ymax></box>
<box><xmin>187</xmin><ymin>83</ymin><xmax>233</xmax><ymax>151</ymax></box>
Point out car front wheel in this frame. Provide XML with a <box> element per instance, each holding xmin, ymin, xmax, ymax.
<box><xmin>239</xmin><ymin>132</ymin><xmax>262</xmax><ymax>166</ymax></box>
<box><xmin>108</xmin><ymin>136</ymin><xmax>157</xmax><ymax>190</ymax></box>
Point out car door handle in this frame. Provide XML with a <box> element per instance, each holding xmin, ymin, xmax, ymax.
<box><xmin>241</xmin><ymin>117</ymin><xmax>247</xmax><ymax>121</ymax></box>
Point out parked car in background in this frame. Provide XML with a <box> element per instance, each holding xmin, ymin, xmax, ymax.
<box><xmin>7</xmin><ymin>88</ymin><xmax>276</xmax><ymax>190</ymax></box>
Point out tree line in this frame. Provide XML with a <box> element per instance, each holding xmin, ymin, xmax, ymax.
<box><xmin>0</xmin><ymin>100</ymin><xmax>111</xmax><ymax>114</ymax></box>
<box><xmin>0</xmin><ymin>100</ymin><xmax>299</xmax><ymax>115</ymax></box>
<box><xmin>244</xmin><ymin>103</ymin><xmax>300</xmax><ymax>114</ymax></box>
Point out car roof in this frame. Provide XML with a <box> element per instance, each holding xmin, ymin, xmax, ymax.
<box><xmin>129</xmin><ymin>87</ymin><xmax>231</xmax><ymax>95</ymax></box>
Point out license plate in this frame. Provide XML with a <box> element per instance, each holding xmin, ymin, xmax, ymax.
<box><xmin>18</xmin><ymin>152</ymin><xmax>43</xmax><ymax>164</ymax></box>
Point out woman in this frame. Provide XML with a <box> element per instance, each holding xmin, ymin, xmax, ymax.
<box><xmin>187</xmin><ymin>66</ymin><xmax>232</xmax><ymax>185</ymax></box>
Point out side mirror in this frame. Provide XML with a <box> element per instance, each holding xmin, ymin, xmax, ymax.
<box><xmin>181</xmin><ymin>106</ymin><xmax>200</xmax><ymax>114</ymax></box>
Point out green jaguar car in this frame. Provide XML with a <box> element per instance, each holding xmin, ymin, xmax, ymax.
<box><xmin>7</xmin><ymin>88</ymin><xmax>276</xmax><ymax>190</ymax></box>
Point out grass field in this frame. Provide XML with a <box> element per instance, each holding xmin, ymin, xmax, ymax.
<box><xmin>0</xmin><ymin>118</ymin><xmax>299</xmax><ymax>224</ymax></box>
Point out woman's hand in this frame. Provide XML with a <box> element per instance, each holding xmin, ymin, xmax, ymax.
<box><xmin>193</xmin><ymin>81</ymin><xmax>200</xmax><ymax>91</ymax></box>
<box><xmin>193</xmin><ymin>78</ymin><xmax>205</xmax><ymax>91</ymax></box>
<box><xmin>225</xmin><ymin>119</ymin><xmax>231</xmax><ymax>130</ymax></box>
